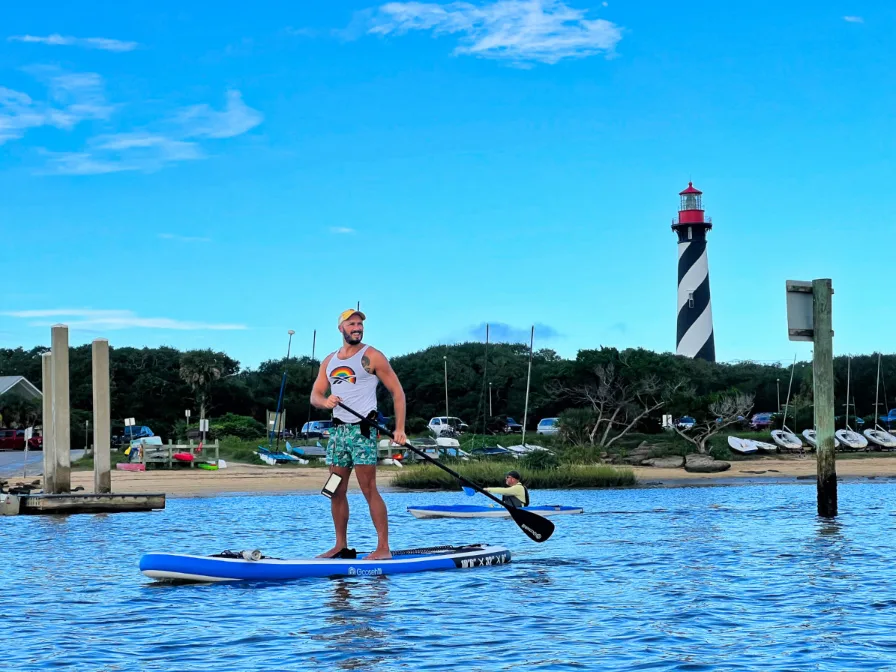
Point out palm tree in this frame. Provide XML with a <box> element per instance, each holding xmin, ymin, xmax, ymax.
<box><xmin>179</xmin><ymin>350</ymin><xmax>226</xmax><ymax>420</ymax></box>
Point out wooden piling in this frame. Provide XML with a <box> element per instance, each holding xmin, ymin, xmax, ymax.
<box><xmin>51</xmin><ymin>325</ymin><xmax>71</xmax><ymax>493</ymax></box>
<box><xmin>812</xmin><ymin>279</ymin><xmax>836</xmax><ymax>517</ymax></box>
<box><xmin>92</xmin><ymin>338</ymin><xmax>111</xmax><ymax>494</ymax></box>
<box><xmin>40</xmin><ymin>352</ymin><xmax>56</xmax><ymax>494</ymax></box>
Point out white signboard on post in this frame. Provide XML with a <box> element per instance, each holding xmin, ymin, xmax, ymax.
<box><xmin>786</xmin><ymin>280</ymin><xmax>814</xmax><ymax>342</ymax></box>
<box><xmin>199</xmin><ymin>419</ymin><xmax>209</xmax><ymax>432</ymax></box>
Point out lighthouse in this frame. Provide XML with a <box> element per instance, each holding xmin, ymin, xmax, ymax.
<box><xmin>672</xmin><ymin>182</ymin><xmax>716</xmax><ymax>362</ymax></box>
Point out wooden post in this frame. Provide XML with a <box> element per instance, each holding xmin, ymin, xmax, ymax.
<box><xmin>40</xmin><ymin>352</ymin><xmax>56</xmax><ymax>494</ymax></box>
<box><xmin>812</xmin><ymin>279</ymin><xmax>836</xmax><ymax>517</ymax></box>
<box><xmin>51</xmin><ymin>325</ymin><xmax>71</xmax><ymax>493</ymax></box>
<box><xmin>92</xmin><ymin>339</ymin><xmax>111</xmax><ymax>494</ymax></box>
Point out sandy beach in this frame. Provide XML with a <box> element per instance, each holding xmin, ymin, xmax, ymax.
<box><xmin>7</xmin><ymin>455</ymin><xmax>896</xmax><ymax>497</ymax></box>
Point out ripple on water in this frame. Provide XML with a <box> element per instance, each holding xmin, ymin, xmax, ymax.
<box><xmin>2</xmin><ymin>483</ymin><xmax>896</xmax><ymax>670</ymax></box>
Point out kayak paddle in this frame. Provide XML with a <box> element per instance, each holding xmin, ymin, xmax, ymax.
<box><xmin>337</xmin><ymin>402</ymin><xmax>555</xmax><ymax>543</ymax></box>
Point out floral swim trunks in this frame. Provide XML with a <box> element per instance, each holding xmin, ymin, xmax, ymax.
<box><xmin>326</xmin><ymin>422</ymin><xmax>378</xmax><ymax>468</ymax></box>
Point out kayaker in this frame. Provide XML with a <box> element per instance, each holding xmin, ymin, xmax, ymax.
<box><xmin>311</xmin><ymin>308</ymin><xmax>407</xmax><ymax>561</ymax></box>
<box><xmin>485</xmin><ymin>470</ymin><xmax>530</xmax><ymax>508</ymax></box>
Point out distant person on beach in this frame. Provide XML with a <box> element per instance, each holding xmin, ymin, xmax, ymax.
<box><xmin>311</xmin><ymin>308</ymin><xmax>407</xmax><ymax>561</ymax></box>
<box><xmin>485</xmin><ymin>470</ymin><xmax>530</xmax><ymax>508</ymax></box>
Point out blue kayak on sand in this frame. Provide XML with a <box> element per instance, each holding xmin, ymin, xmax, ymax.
<box><xmin>407</xmin><ymin>505</ymin><xmax>584</xmax><ymax>519</ymax></box>
<box><xmin>139</xmin><ymin>544</ymin><xmax>510</xmax><ymax>583</ymax></box>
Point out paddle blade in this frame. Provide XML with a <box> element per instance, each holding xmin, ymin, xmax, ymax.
<box><xmin>461</xmin><ymin>486</ymin><xmax>476</xmax><ymax>497</ymax></box>
<box><xmin>508</xmin><ymin>506</ymin><xmax>555</xmax><ymax>543</ymax></box>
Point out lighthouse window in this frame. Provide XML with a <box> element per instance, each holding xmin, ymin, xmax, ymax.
<box><xmin>687</xmin><ymin>227</ymin><xmax>692</xmax><ymax>240</ymax></box>
<box><xmin>688</xmin><ymin>291</ymin><xmax>694</xmax><ymax>308</ymax></box>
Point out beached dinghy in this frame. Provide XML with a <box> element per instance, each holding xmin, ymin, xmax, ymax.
<box><xmin>750</xmin><ymin>440</ymin><xmax>778</xmax><ymax>454</ymax></box>
<box><xmin>835</xmin><ymin>429</ymin><xmax>868</xmax><ymax>450</ymax></box>
<box><xmin>864</xmin><ymin>428</ymin><xmax>896</xmax><ymax>450</ymax></box>
<box><xmin>407</xmin><ymin>504</ymin><xmax>583</xmax><ymax>519</ymax></box>
<box><xmin>802</xmin><ymin>429</ymin><xmax>840</xmax><ymax>449</ymax></box>
<box><xmin>771</xmin><ymin>429</ymin><xmax>803</xmax><ymax>452</ymax></box>
<box><xmin>727</xmin><ymin>436</ymin><xmax>759</xmax><ymax>455</ymax></box>
<box><xmin>140</xmin><ymin>544</ymin><xmax>510</xmax><ymax>583</ymax></box>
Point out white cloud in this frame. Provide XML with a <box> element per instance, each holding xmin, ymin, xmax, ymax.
<box><xmin>366</xmin><ymin>0</ymin><xmax>623</xmax><ymax>65</ymax></box>
<box><xmin>44</xmin><ymin>133</ymin><xmax>203</xmax><ymax>175</ymax></box>
<box><xmin>4</xmin><ymin>309</ymin><xmax>246</xmax><ymax>331</ymax></box>
<box><xmin>176</xmin><ymin>90</ymin><xmax>264</xmax><ymax>139</ymax></box>
<box><xmin>330</xmin><ymin>227</ymin><xmax>356</xmax><ymax>234</ymax></box>
<box><xmin>0</xmin><ymin>70</ymin><xmax>112</xmax><ymax>144</ymax></box>
<box><xmin>8</xmin><ymin>34</ymin><xmax>138</xmax><ymax>52</ymax></box>
<box><xmin>158</xmin><ymin>233</ymin><xmax>212</xmax><ymax>243</ymax></box>
<box><xmin>0</xmin><ymin>66</ymin><xmax>262</xmax><ymax>174</ymax></box>
<box><xmin>843</xmin><ymin>15</ymin><xmax>864</xmax><ymax>23</ymax></box>
<box><xmin>40</xmin><ymin>91</ymin><xmax>262</xmax><ymax>175</ymax></box>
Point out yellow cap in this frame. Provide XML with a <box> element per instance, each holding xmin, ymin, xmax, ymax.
<box><xmin>338</xmin><ymin>309</ymin><xmax>366</xmax><ymax>327</ymax></box>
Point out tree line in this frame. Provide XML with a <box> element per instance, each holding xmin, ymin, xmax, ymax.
<box><xmin>0</xmin><ymin>342</ymin><xmax>894</xmax><ymax>443</ymax></box>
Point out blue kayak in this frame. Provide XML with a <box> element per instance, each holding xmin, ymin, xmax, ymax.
<box><xmin>139</xmin><ymin>544</ymin><xmax>510</xmax><ymax>583</ymax></box>
<box><xmin>407</xmin><ymin>505</ymin><xmax>584</xmax><ymax>519</ymax></box>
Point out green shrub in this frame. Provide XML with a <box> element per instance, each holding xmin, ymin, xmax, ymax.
<box><xmin>406</xmin><ymin>416</ymin><xmax>428</xmax><ymax>434</ymax></box>
<box><xmin>557</xmin><ymin>444</ymin><xmax>604</xmax><ymax>464</ymax></box>
<box><xmin>210</xmin><ymin>413</ymin><xmax>266</xmax><ymax>440</ymax></box>
<box><xmin>558</xmin><ymin>408</ymin><xmax>594</xmax><ymax>445</ymax></box>
<box><xmin>390</xmin><ymin>462</ymin><xmax>636</xmax><ymax>490</ymax></box>
<box><xmin>520</xmin><ymin>450</ymin><xmax>560</xmax><ymax>470</ymax></box>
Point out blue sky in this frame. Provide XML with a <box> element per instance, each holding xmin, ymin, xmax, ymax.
<box><xmin>1</xmin><ymin>1</ymin><xmax>891</xmax><ymax>370</ymax></box>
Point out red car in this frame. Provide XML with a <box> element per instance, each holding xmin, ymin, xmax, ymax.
<box><xmin>0</xmin><ymin>428</ymin><xmax>42</xmax><ymax>451</ymax></box>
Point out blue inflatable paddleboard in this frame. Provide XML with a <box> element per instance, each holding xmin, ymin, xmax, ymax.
<box><xmin>140</xmin><ymin>543</ymin><xmax>510</xmax><ymax>583</ymax></box>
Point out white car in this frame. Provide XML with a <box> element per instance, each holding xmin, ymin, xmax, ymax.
<box><xmin>536</xmin><ymin>418</ymin><xmax>559</xmax><ymax>435</ymax></box>
<box><xmin>428</xmin><ymin>416</ymin><xmax>469</xmax><ymax>437</ymax></box>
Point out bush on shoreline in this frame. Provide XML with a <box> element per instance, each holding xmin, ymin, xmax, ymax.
<box><xmin>390</xmin><ymin>462</ymin><xmax>636</xmax><ymax>490</ymax></box>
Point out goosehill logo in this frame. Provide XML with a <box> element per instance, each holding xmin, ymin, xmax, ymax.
<box><xmin>347</xmin><ymin>566</ymin><xmax>383</xmax><ymax>576</ymax></box>
<box><xmin>521</xmin><ymin>524</ymin><xmax>542</xmax><ymax>540</ymax></box>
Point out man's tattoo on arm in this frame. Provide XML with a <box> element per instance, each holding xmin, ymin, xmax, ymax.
<box><xmin>362</xmin><ymin>355</ymin><xmax>373</xmax><ymax>374</ymax></box>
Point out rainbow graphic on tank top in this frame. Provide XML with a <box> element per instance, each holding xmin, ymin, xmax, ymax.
<box><xmin>330</xmin><ymin>366</ymin><xmax>357</xmax><ymax>384</ymax></box>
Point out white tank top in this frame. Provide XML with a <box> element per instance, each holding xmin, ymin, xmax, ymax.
<box><xmin>326</xmin><ymin>345</ymin><xmax>379</xmax><ymax>423</ymax></box>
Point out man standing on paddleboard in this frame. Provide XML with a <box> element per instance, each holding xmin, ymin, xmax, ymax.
<box><xmin>311</xmin><ymin>308</ymin><xmax>407</xmax><ymax>560</ymax></box>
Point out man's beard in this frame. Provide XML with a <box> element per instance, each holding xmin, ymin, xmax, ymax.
<box><xmin>343</xmin><ymin>329</ymin><xmax>363</xmax><ymax>345</ymax></box>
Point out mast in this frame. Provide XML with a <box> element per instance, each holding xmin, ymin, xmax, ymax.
<box><xmin>521</xmin><ymin>326</ymin><xmax>534</xmax><ymax>446</ymax></box>
<box><xmin>304</xmin><ymin>329</ymin><xmax>317</xmax><ymax>442</ymax></box>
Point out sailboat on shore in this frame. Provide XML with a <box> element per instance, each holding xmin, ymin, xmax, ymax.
<box><xmin>864</xmin><ymin>353</ymin><xmax>896</xmax><ymax>450</ymax></box>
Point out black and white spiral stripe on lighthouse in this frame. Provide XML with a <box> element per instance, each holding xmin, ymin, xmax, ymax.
<box><xmin>671</xmin><ymin>182</ymin><xmax>716</xmax><ymax>362</ymax></box>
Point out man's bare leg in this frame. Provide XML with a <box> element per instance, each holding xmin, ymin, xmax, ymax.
<box><xmin>355</xmin><ymin>465</ymin><xmax>391</xmax><ymax>559</ymax></box>
<box><xmin>317</xmin><ymin>465</ymin><xmax>352</xmax><ymax>558</ymax></box>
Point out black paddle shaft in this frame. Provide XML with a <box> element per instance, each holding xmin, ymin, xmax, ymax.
<box><xmin>336</xmin><ymin>402</ymin><xmax>554</xmax><ymax>543</ymax></box>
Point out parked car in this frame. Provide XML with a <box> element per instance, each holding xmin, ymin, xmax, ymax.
<box><xmin>675</xmin><ymin>416</ymin><xmax>696</xmax><ymax>430</ymax></box>
<box><xmin>487</xmin><ymin>415</ymin><xmax>523</xmax><ymax>434</ymax></box>
<box><xmin>536</xmin><ymin>418</ymin><xmax>559</xmax><ymax>435</ymax></box>
<box><xmin>301</xmin><ymin>420</ymin><xmax>333</xmax><ymax>439</ymax></box>
<box><xmin>880</xmin><ymin>409</ymin><xmax>896</xmax><ymax>430</ymax></box>
<box><xmin>18</xmin><ymin>430</ymin><xmax>42</xmax><ymax>450</ymax></box>
<box><xmin>428</xmin><ymin>417</ymin><xmax>469</xmax><ymax>437</ymax></box>
<box><xmin>124</xmin><ymin>425</ymin><xmax>154</xmax><ymax>441</ymax></box>
<box><xmin>749</xmin><ymin>413</ymin><xmax>774</xmax><ymax>430</ymax></box>
<box><xmin>0</xmin><ymin>428</ymin><xmax>24</xmax><ymax>450</ymax></box>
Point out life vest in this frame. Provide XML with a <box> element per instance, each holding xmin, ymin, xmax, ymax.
<box><xmin>501</xmin><ymin>485</ymin><xmax>529</xmax><ymax>508</ymax></box>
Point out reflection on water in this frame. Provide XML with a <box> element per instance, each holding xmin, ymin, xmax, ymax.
<box><xmin>1</xmin><ymin>483</ymin><xmax>896</xmax><ymax>671</ymax></box>
<box><xmin>321</xmin><ymin>578</ymin><xmax>392</xmax><ymax>671</ymax></box>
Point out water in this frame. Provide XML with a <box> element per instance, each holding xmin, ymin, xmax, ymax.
<box><xmin>2</xmin><ymin>482</ymin><xmax>896</xmax><ymax>670</ymax></box>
